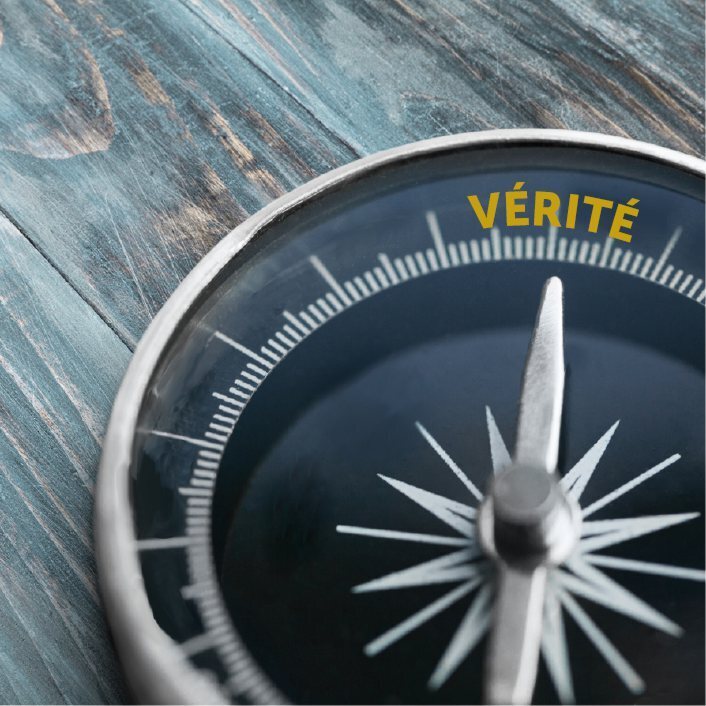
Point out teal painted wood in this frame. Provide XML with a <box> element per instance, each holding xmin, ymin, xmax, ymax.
<box><xmin>0</xmin><ymin>214</ymin><xmax>130</xmax><ymax>702</ymax></box>
<box><xmin>0</xmin><ymin>1</ymin><xmax>703</xmax><ymax>703</ymax></box>
<box><xmin>0</xmin><ymin>0</ymin><xmax>356</xmax><ymax>347</ymax></box>
<box><xmin>187</xmin><ymin>0</ymin><xmax>704</xmax><ymax>155</ymax></box>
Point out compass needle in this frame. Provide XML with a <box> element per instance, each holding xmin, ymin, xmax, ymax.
<box><xmin>514</xmin><ymin>276</ymin><xmax>565</xmax><ymax>473</ymax></box>
<box><xmin>479</xmin><ymin>277</ymin><xmax>579</xmax><ymax>705</ymax></box>
<box><xmin>95</xmin><ymin>133</ymin><xmax>705</xmax><ymax>705</ymax></box>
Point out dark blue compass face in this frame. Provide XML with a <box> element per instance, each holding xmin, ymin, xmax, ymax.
<box><xmin>130</xmin><ymin>143</ymin><xmax>704</xmax><ymax>705</ymax></box>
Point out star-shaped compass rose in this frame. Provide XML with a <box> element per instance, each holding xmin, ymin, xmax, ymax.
<box><xmin>336</xmin><ymin>278</ymin><xmax>704</xmax><ymax>704</ymax></box>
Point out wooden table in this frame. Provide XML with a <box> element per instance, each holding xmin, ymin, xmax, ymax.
<box><xmin>0</xmin><ymin>1</ymin><xmax>702</xmax><ymax>702</ymax></box>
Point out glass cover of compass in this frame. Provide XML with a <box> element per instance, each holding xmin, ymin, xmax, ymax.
<box><xmin>96</xmin><ymin>131</ymin><xmax>705</xmax><ymax>705</ymax></box>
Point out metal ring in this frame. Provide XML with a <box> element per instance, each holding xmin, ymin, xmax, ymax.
<box><xmin>94</xmin><ymin>129</ymin><xmax>705</xmax><ymax>704</ymax></box>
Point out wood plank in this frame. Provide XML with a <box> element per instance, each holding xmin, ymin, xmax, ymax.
<box><xmin>186</xmin><ymin>0</ymin><xmax>704</xmax><ymax>156</ymax></box>
<box><xmin>0</xmin><ymin>0</ymin><xmax>356</xmax><ymax>347</ymax></box>
<box><xmin>0</xmin><ymin>2</ymin><xmax>701</xmax><ymax>349</ymax></box>
<box><xmin>0</xmin><ymin>2</ymin><xmax>702</xmax><ymax>703</ymax></box>
<box><xmin>0</xmin><ymin>214</ymin><xmax>130</xmax><ymax>703</ymax></box>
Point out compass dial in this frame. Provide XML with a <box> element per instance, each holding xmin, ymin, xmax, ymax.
<box><xmin>96</xmin><ymin>131</ymin><xmax>705</xmax><ymax>705</ymax></box>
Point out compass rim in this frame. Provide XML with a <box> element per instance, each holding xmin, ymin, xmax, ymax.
<box><xmin>94</xmin><ymin>128</ymin><xmax>705</xmax><ymax>705</ymax></box>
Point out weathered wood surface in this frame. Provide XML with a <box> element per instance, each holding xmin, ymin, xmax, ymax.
<box><xmin>0</xmin><ymin>0</ymin><xmax>702</xmax><ymax>702</ymax></box>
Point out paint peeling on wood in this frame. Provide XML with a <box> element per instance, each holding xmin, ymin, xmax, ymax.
<box><xmin>0</xmin><ymin>214</ymin><xmax>129</xmax><ymax>702</ymax></box>
<box><xmin>0</xmin><ymin>1</ymin><xmax>702</xmax><ymax>702</ymax></box>
<box><xmin>125</xmin><ymin>54</ymin><xmax>193</xmax><ymax>142</ymax></box>
<box><xmin>197</xmin><ymin>96</ymin><xmax>282</xmax><ymax>197</ymax></box>
<box><xmin>0</xmin><ymin>0</ymin><xmax>114</xmax><ymax>159</ymax></box>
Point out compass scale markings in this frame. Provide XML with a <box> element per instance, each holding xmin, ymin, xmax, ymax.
<box><xmin>586</xmin><ymin>242</ymin><xmax>597</xmax><ymax>265</ymax></box>
<box><xmin>630</xmin><ymin>253</ymin><xmax>643</xmax><ymax>274</ymax></box>
<box><xmin>491</xmin><ymin>228</ymin><xmax>502</xmax><ymax>260</ymax></box>
<box><xmin>609</xmin><ymin>247</ymin><xmax>622</xmax><ymax>269</ymax></box>
<box><xmin>344</xmin><ymin>281</ymin><xmax>362</xmax><ymax>302</ymax></box>
<box><xmin>459</xmin><ymin>242</ymin><xmax>471</xmax><ymax>264</ymax></box>
<box><xmin>426</xmin><ymin>248</ymin><xmax>441</xmax><ymax>271</ymax></box>
<box><xmin>525</xmin><ymin>236</ymin><xmax>535</xmax><ymax>260</ymax></box>
<box><xmin>599</xmin><ymin>236</ymin><xmax>613</xmax><ymax>267</ymax></box>
<box><xmin>378</xmin><ymin>253</ymin><xmax>400</xmax><ymax>284</ymax></box>
<box><xmin>150</xmin><ymin>430</ymin><xmax>224</xmax><ymax>451</ymax></box>
<box><xmin>394</xmin><ymin>256</ymin><xmax>411</xmax><ymax>280</ymax></box>
<box><xmin>216</xmin><ymin>404</ymin><xmax>239</xmax><ymax>418</ymax></box>
<box><xmin>547</xmin><ymin>226</ymin><xmax>558</xmax><ymax>259</ymax></box>
<box><xmin>283</xmin><ymin>310</ymin><xmax>310</xmax><ymax>336</ymax></box>
<box><xmin>536</xmin><ymin>236</ymin><xmax>546</xmax><ymax>260</ymax></box>
<box><xmin>504</xmin><ymin>236</ymin><xmax>513</xmax><ymax>260</ymax></box>
<box><xmin>448</xmin><ymin>243</ymin><xmax>461</xmax><ymax>266</ymax></box>
<box><xmin>309</xmin><ymin>254</ymin><xmax>353</xmax><ymax>307</ymax></box>
<box><xmin>650</xmin><ymin>227</ymin><xmax>682</xmax><ymax>281</ymax></box>
<box><xmin>556</xmin><ymin>236</ymin><xmax>567</xmax><ymax>261</ymax></box>
<box><xmin>640</xmin><ymin>257</ymin><xmax>654</xmax><ymax>278</ymax></box>
<box><xmin>470</xmin><ymin>239</ymin><xmax>481</xmax><ymax>262</ymax></box>
<box><xmin>212</xmin><ymin>392</ymin><xmax>242</xmax><ymax>407</ymax></box>
<box><xmin>659</xmin><ymin>265</ymin><xmax>674</xmax><ymax>285</ymax></box>
<box><xmin>214</xmin><ymin>331</ymin><xmax>273</xmax><ymax>369</ymax></box>
<box><xmin>172</xmin><ymin>218</ymin><xmax>702</xmax><ymax>701</ymax></box>
<box><xmin>276</xmin><ymin>330</ymin><xmax>296</xmax><ymax>348</ymax></box>
<box><xmin>426</xmin><ymin>210</ymin><xmax>450</xmax><ymax>268</ymax></box>
<box><xmin>577</xmin><ymin>240</ymin><xmax>589</xmax><ymax>264</ymax></box>
<box><xmin>679</xmin><ymin>275</ymin><xmax>694</xmax><ymax>296</ymax></box>
<box><xmin>514</xmin><ymin>236</ymin><xmax>524</xmax><ymax>260</ymax></box>
<box><xmin>481</xmin><ymin>238</ymin><xmax>492</xmax><ymax>261</ymax></box>
<box><xmin>566</xmin><ymin>239</ymin><xmax>578</xmax><ymax>262</ymax></box>
<box><xmin>204</xmin><ymin>430</ymin><xmax>227</xmax><ymax>443</ymax></box>
<box><xmin>373</xmin><ymin>265</ymin><xmax>391</xmax><ymax>288</ymax></box>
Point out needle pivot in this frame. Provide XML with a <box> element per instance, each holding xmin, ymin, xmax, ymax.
<box><xmin>489</xmin><ymin>464</ymin><xmax>578</xmax><ymax>566</ymax></box>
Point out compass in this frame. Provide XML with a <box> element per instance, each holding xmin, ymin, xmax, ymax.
<box><xmin>96</xmin><ymin>130</ymin><xmax>705</xmax><ymax>705</ymax></box>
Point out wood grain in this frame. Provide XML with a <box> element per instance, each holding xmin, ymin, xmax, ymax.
<box><xmin>0</xmin><ymin>0</ymin><xmax>702</xmax><ymax>702</ymax></box>
<box><xmin>0</xmin><ymin>0</ymin><xmax>355</xmax><ymax>347</ymax></box>
<box><xmin>1</xmin><ymin>214</ymin><xmax>130</xmax><ymax>702</ymax></box>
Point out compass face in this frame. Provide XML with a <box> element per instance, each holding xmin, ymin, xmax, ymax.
<box><xmin>97</xmin><ymin>132</ymin><xmax>705</xmax><ymax>705</ymax></box>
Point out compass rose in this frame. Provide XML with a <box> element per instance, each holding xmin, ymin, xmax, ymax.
<box><xmin>336</xmin><ymin>279</ymin><xmax>704</xmax><ymax>704</ymax></box>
